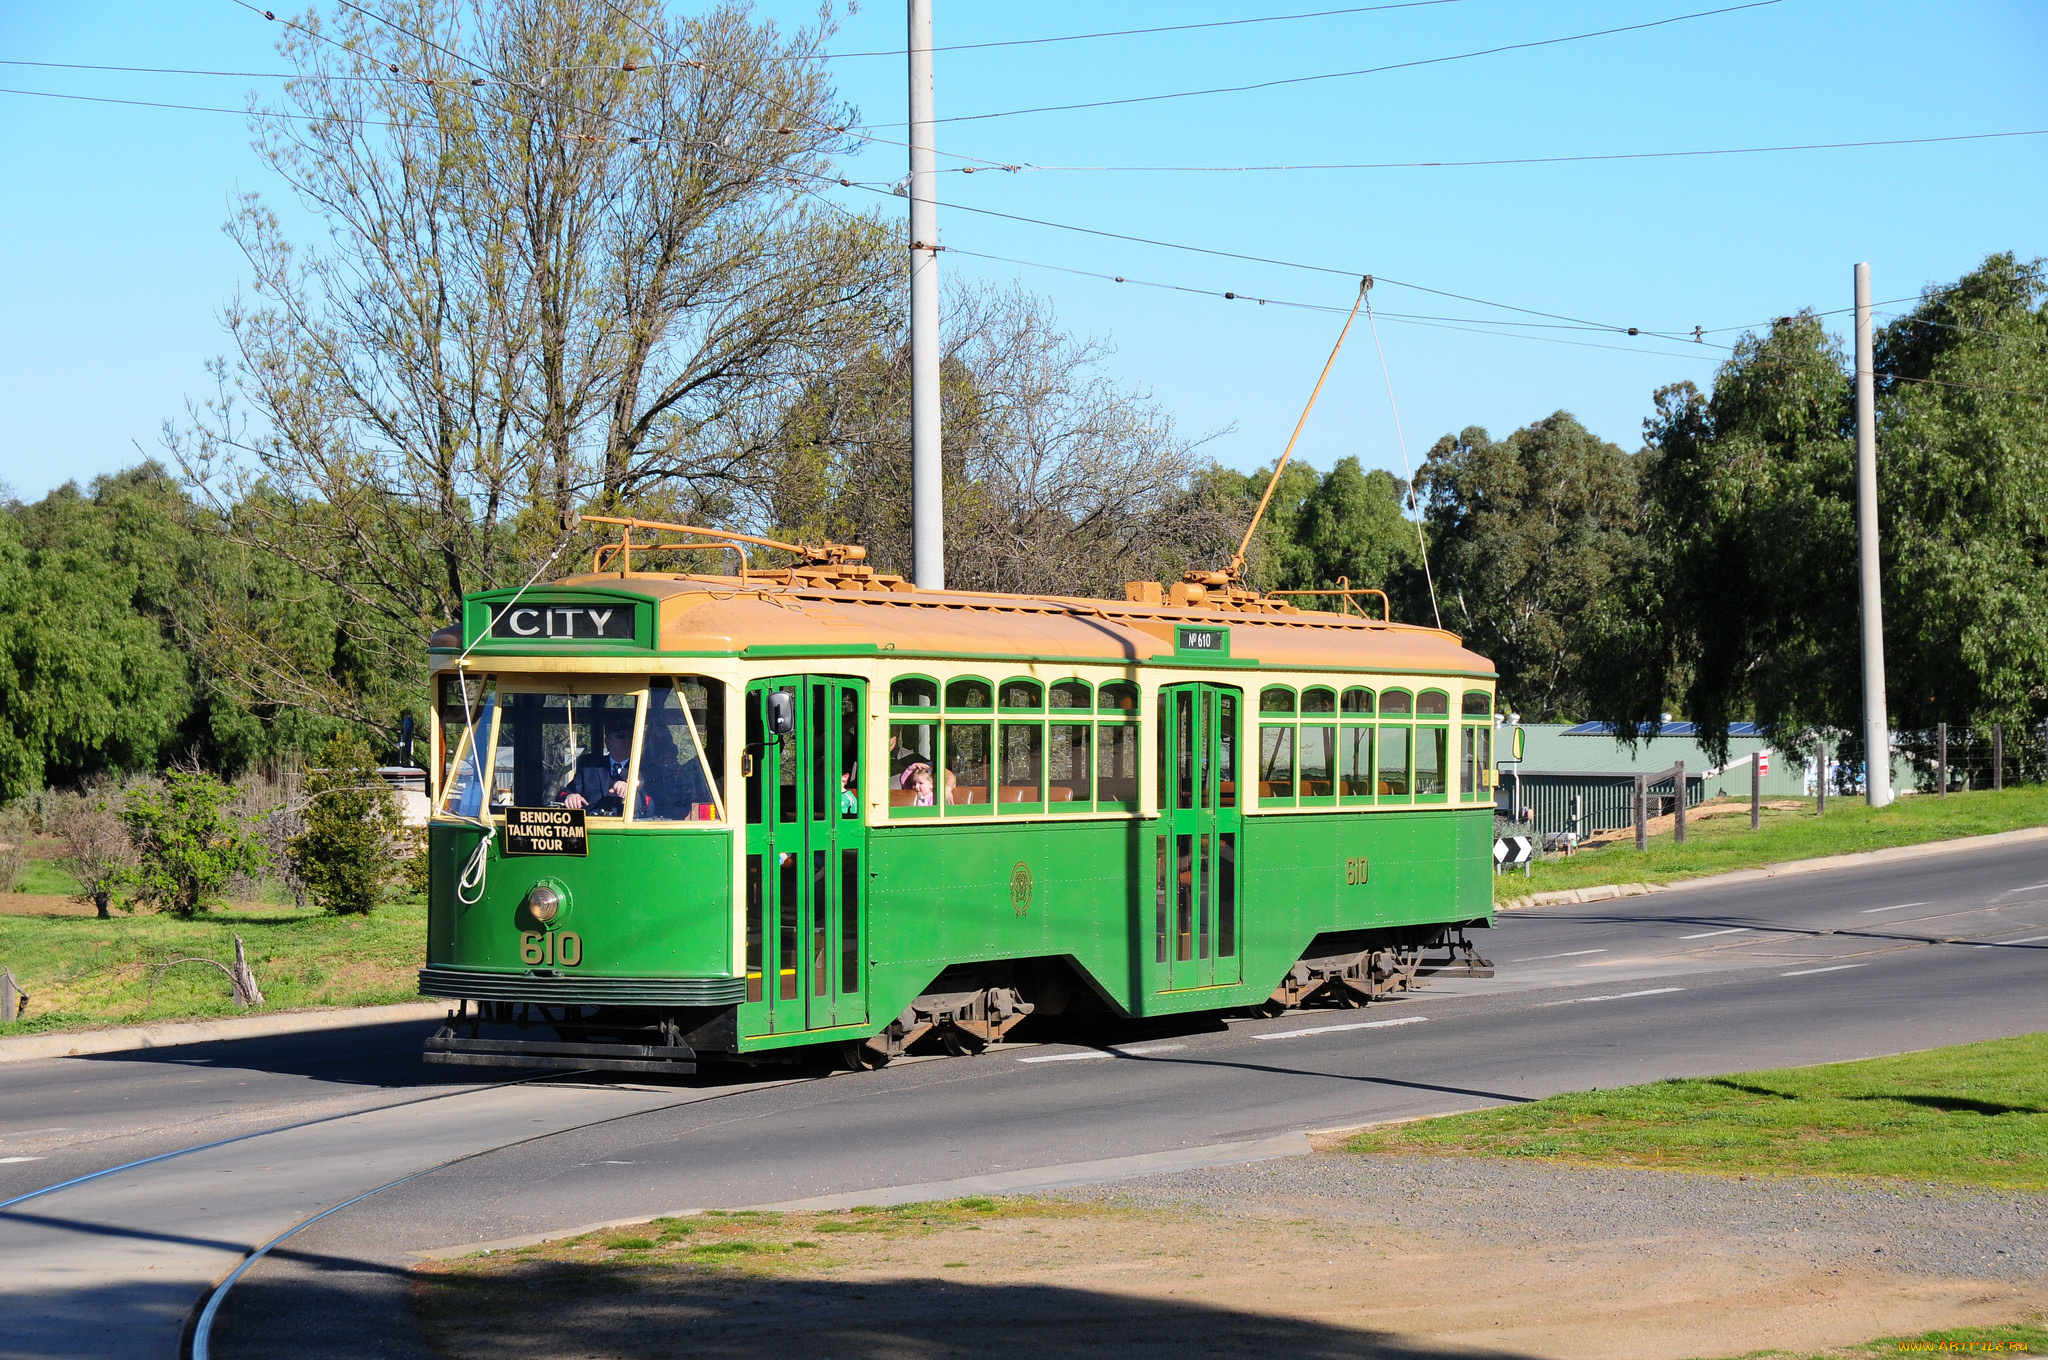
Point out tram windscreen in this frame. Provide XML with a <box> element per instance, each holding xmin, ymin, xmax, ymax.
<box><xmin>436</xmin><ymin>675</ymin><xmax>495</xmax><ymax>819</ymax></box>
<box><xmin>635</xmin><ymin>677</ymin><xmax>726</xmax><ymax>821</ymax></box>
<box><xmin>491</xmin><ymin>689</ymin><xmax>640</xmax><ymax>816</ymax></box>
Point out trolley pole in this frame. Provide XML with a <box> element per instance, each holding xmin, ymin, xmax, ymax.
<box><xmin>908</xmin><ymin>0</ymin><xmax>943</xmax><ymax>590</ymax></box>
<box><xmin>1854</xmin><ymin>263</ymin><xmax>1892</xmax><ymax>806</ymax></box>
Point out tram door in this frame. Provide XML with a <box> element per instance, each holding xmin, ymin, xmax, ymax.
<box><xmin>1157</xmin><ymin>683</ymin><xmax>1243</xmax><ymax>992</ymax></box>
<box><xmin>743</xmin><ymin>676</ymin><xmax>869</xmax><ymax>1034</ymax></box>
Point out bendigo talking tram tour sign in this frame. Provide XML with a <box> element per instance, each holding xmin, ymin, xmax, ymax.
<box><xmin>502</xmin><ymin>806</ymin><xmax>589</xmax><ymax>856</ymax></box>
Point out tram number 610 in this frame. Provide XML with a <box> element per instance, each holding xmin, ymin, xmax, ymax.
<box><xmin>520</xmin><ymin>931</ymin><xmax>582</xmax><ymax>966</ymax></box>
<box><xmin>1344</xmin><ymin>856</ymin><xmax>1370</xmax><ymax>886</ymax></box>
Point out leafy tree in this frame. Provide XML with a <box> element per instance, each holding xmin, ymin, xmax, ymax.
<box><xmin>122</xmin><ymin>771</ymin><xmax>268</xmax><ymax>916</ymax></box>
<box><xmin>0</xmin><ymin>479</ymin><xmax>193</xmax><ymax>800</ymax></box>
<box><xmin>290</xmin><ymin>733</ymin><xmax>403</xmax><ymax>916</ymax></box>
<box><xmin>1417</xmin><ymin>414</ymin><xmax>1639</xmax><ymax>720</ymax></box>
<box><xmin>1587</xmin><ymin>316</ymin><xmax>1858</xmax><ymax>761</ymax></box>
<box><xmin>1874</xmin><ymin>253</ymin><xmax>2048</xmax><ymax>730</ymax></box>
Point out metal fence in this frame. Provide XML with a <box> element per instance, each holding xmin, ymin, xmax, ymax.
<box><xmin>1496</xmin><ymin>772</ymin><xmax>1702</xmax><ymax>838</ymax></box>
<box><xmin>1896</xmin><ymin>723</ymin><xmax>2048</xmax><ymax>794</ymax></box>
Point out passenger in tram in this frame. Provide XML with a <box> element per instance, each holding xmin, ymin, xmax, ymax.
<box><xmin>634</xmin><ymin>723</ymin><xmax>716</xmax><ymax>820</ymax></box>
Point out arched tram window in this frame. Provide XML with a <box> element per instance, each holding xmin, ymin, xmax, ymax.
<box><xmin>889</xmin><ymin>673</ymin><xmax>1139</xmax><ymax>817</ymax></box>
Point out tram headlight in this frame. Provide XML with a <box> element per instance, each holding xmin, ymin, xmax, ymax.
<box><xmin>523</xmin><ymin>883</ymin><xmax>562</xmax><ymax>925</ymax></box>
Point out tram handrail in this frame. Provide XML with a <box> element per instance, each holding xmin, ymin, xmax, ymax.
<box><xmin>1265</xmin><ymin>576</ymin><xmax>1392</xmax><ymax>622</ymax></box>
<box><xmin>577</xmin><ymin>514</ymin><xmax>864</xmax><ymax>578</ymax></box>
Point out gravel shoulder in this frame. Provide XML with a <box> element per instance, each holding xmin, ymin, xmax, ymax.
<box><xmin>416</xmin><ymin>1152</ymin><xmax>2048</xmax><ymax>1360</ymax></box>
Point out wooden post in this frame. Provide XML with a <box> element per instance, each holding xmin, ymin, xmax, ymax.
<box><xmin>1937</xmin><ymin>722</ymin><xmax>1948</xmax><ymax>796</ymax></box>
<box><xmin>1993</xmin><ymin>724</ymin><xmax>2004</xmax><ymax>792</ymax></box>
<box><xmin>1635</xmin><ymin>775</ymin><xmax>1648</xmax><ymax>851</ymax></box>
<box><xmin>1751</xmin><ymin>751</ymin><xmax>1761</xmax><ymax>830</ymax></box>
<box><xmin>1816</xmin><ymin>735</ymin><xmax>1828</xmax><ymax>814</ymax></box>
<box><xmin>1</xmin><ymin>969</ymin><xmax>24</xmax><ymax>1024</ymax></box>
<box><xmin>1674</xmin><ymin>760</ymin><xmax>1687</xmax><ymax>844</ymax></box>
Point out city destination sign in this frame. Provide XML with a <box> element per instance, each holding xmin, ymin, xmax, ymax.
<box><xmin>489</xmin><ymin>603</ymin><xmax>636</xmax><ymax>641</ymax></box>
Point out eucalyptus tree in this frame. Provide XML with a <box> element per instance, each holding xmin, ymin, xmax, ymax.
<box><xmin>1417</xmin><ymin>413</ymin><xmax>1638</xmax><ymax>721</ymax></box>
<box><xmin>176</xmin><ymin>0</ymin><xmax>894</xmax><ymax>726</ymax></box>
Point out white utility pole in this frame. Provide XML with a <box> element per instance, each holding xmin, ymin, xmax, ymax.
<box><xmin>1854</xmin><ymin>262</ymin><xmax>1892</xmax><ymax>806</ymax></box>
<box><xmin>908</xmin><ymin>0</ymin><xmax>943</xmax><ymax>589</ymax></box>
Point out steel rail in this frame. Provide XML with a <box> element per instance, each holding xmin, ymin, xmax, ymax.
<box><xmin>186</xmin><ymin>1074</ymin><xmax>809</xmax><ymax>1360</ymax></box>
<box><xmin>0</xmin><ymin>1068</ymin><xmax>570</xmax><ymax>1214</ymax></box>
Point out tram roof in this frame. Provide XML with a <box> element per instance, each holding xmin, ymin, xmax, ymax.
<box><xmin>431</xmin><ymin>573</ymin><xmax>1496</xmax><ymax>679</ymax></box>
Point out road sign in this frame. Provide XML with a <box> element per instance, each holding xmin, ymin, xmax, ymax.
<box><xmin>1757</xmin><ymin>753</ymin><xmax>1770</xmax><ymax>776</ymax></box>
<box><xmin>1493</xmin><ymin>835</ymin><xmax>1534</xmax><ymax>867</ymax></box>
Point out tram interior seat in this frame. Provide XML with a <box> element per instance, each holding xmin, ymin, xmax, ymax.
<box><xmin>1299</xmin><ymin>779</ymin><xmax>1333</xmax><ymax>797</ymax></box>
<box><xmin>1259</xmin><ymin>780</ymin><xmax>1288</xmax><ymax>799</ymax></box>
<box><xmin>999</xmin><ymin>784</ymin><xmax>1040</xmax><ymax>803</ymax></box>
<box><xmin>1047</xmin><ymin>786</ymin><xmax>1077</xmax><ymax>802</ymax></box>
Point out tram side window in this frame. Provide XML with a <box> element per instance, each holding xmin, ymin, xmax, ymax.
<box><xmin>1378</xmin><ymin>724</ymin><xmax>1411</xmax><ymax>796</ymax></box>
<box><xmin>999</xmin><ymin>722</ymin><xmax>1044</xmax><ymax>806</ymax></box>
<box><xmin>493</xmin><ymin>689</ymin><xmax>639</xmax><ymax>817</ymax></box>
<box><xmin>1097</xmin><ymin>722</ymin><xmax>1139</xmax><ymax>807</ymax></box>
<box><xmin>1415</xmin><ymin>726</ymin><xmax>1448</xmax><ymax>797</ymax></box>
<box><xmin>1049</xmin><ymin>721</ymin><xmax>1091</xmax><ymax>804</ymax></box>
<box><xmin>946</xmin><ymin>723</ymin><xmax>991</xmax><ymax>806</ymax></box>
<box><xmin>634</xmin><ymin>677</ymin><xmax>725</xmax><ymax>822</ymax></box>
<box><xmin>887</xmin><ymin>721</ymin><xmax>940</xmax><ymax>809</ymax></box>
<box><xmin>436</xmin><ymin>675</ymin><xmax>496</xmax><ymax>818</ymax></box>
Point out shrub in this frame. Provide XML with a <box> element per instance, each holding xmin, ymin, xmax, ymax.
<box><xmin>0</xmin><ymin>803</ymin><xmax>30</xmax><ymax>893</ymax></box>
<box><xmin>122</xmin><ymin>770</ymin><xmax>269</xmax><ymax>915</ymax></box>
<box><xmin>51</xmin><ymin>780</ymin><xmax>136</xmax><ymax>917</ymax></box>
<box><xmin>289</xmin><ymin>732</ymin><xmax>402</xmax><ymax>915</ymax></box>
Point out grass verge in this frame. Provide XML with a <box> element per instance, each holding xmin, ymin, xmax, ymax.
<box><xmin>1348</xmin><ymin>1032</ymin><xmax>2048</xmax><ymax>1190</ymax></box>
<box><xmin>0</xmin><ymin>897</ymin><xmax>426</xmax><ymax>1036</ymax></box>
<box><xmin>1770</xmin><ymin>1317</ymin><xmax>2047</xmax><ymax>1357</ymax></box>
<box><xmin>1499</xmin><ymin>785</ymin><xmax>2048</xmax><ymax>900</ymax></box>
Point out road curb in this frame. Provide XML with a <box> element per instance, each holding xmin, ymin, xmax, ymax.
<box><xmin>1496</xmin><ymin>823</ymin><xmax>2048</xmax><ymax>910</ymax></box>
<box><xmin>0</xmin><ymin>999</ymin><xmax>449</xmax><ymax>1063</ymax></box>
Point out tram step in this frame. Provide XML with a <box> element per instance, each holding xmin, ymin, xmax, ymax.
<box><xmin>425</xmin><ymin>1034</ymin><xmax>698</xmax><ymax>1063</ymax></box>
<box><xmin>424</xmin><ymin>1050</ymin><xmax>698</xmax><ymax>1075</ymax></box>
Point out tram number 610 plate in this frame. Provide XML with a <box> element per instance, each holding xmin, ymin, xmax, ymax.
<box><xmin>520</xmin><ymin>931</ymin><xmax>583</xmax><ymax>966</ymax></box>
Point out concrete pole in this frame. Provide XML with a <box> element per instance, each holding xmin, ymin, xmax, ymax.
<box><xmin>908</xmin><ymin>0</ymin><xmax>943</xmax><ymax>589</ymax></box>
<box><xmin>1816</xmin><ymin>734</ymin><xmax>1828</xmax><ymax>814</ymax></box>
<box><xmin>1751</xmin><ymin>751</ymin><xmax>1761</xmax><ymax>831</ymax></box>
<box><xmin>1855</xmin><ymin>263</ymin><xmax>1892</xmax><ymax>806</ymax></box>
<box><xmin>1634</xmin><ymin>775</ymin><xmax>1647</xmax><ymax>852</ymax></box>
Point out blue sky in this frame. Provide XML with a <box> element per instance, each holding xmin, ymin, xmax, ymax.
<box><xmin>2</xmin><ymin>0</ymin><xmax>2044</xmax><ymax>502</ymax></box>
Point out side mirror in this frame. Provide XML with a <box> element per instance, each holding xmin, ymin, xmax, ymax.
<box><xmin>768</xmin><ymin>690</ymin><xmax>797</xmax><ymax>737</ymax></box>
<box><xmin>398</xmin><ymin>714</ymin><xmax>416</xmax><ymax>767</ymax></box>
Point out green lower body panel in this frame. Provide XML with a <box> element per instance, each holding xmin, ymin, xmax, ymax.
<box><xmin>417</xmin><ymin>965</ymin><xmax>747</xmax><ymax>1007</ymax></box>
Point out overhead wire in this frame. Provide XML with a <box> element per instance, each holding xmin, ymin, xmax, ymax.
<box><xmin>987</xmin><ymin>128</ymin><xmax>2048</xmax><ymax>174</ymax></box>
<box><xmin>897</xmin><ymin>0</ymin><xmax>1784</xmax><ymax>126</ymax></box>
<box><xmin>811</xmin><ymin>1</ymin><xmax>1476</xmax><ymax>59</ymax></box>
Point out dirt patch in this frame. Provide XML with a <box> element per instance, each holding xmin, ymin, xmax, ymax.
<box><xmin>1577</xmin><ymin>798</ymin><xmax>1808</xmax><ymax>851</ymax></box>
<box><xmin>0</xmin><ymin>893</ymin><xmax>97</xmax><ymax>917</ymax></box>
<box><xmin>415</xmin><ymin>1181</ymin><xmax>2045</xmax><ymax>1360</ymax></box>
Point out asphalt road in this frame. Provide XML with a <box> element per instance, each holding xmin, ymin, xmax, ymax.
<box><xmin>4</xmin><ymin>838</ymin><xmax>2045</xmax><ymax>1360</ymax></box>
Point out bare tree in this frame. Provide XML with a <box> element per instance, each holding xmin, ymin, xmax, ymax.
<box><xmin>753</xmin><ymin>285</ymin><xmax>1236</xmax><ymax>598</ymax></box>
<box><xmin>52</xmin><ymin>782</ymin><xmax>137</xmax><ymax>918</ymax></box>
<box><xmin>175</xmin><ymin>0</ymin><xmax>894</xmax><ymax>724</ymax></box>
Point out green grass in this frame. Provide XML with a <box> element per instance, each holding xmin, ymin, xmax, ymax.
<box><xmin>1500</xmin><ymin>786</ymin><xmax>2048</xmax><ymax>901</ymax></box>
<box><xmin>1348</xmin><ymin>1033</ymin><xmax>2048</xmax><ymax>1190</ymax></box>
<box><xmin>0</xmin><ymin>897</ymin><xmax>427</xmax><ymax>1036</ymax></box>
<box><xmin>1727</xmin><ymin>1317</ymin><xmax>2047</xmax><ymax>1358</ymax></box>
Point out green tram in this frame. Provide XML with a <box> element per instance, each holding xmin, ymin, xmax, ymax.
<box><xmin>422</xmin><ymin>523</ymin><xmax>1500</xmax><ymax>1074</ymax></box>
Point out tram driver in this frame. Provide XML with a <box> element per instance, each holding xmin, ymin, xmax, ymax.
<box><xmin>560</xmin><ymin>716</ymin><xmax>633</xmax><ymax>815</ymax></box>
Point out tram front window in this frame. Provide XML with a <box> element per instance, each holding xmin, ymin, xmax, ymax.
<box><xmin>635</xmin><ymin>677</ymin><xmax>726</xmax><ymax>822</ymax></box>
<box><xmin>492</xmin><ymin>690</ymin><xmax>639</xmax><ymax>816</ymax></box>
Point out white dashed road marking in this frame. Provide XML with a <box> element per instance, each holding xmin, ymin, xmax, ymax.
<box><xmin>1252</xmin><ymin>1016</ymin><xmax>1430</xmax><ymax>1042</ymax></box>
<box><xmin>1681</xmin><ymin>927</ymin><xmax>1753</xmax><ymax>939</ymax></box>
<box><xmin>1782</xmin><ymin>964</ymin><xmax>1864</xmax><ymax>976</ymax></box>
<box><xmin>1540</xmin><ymin>988</ymin><xmax>1684</xmax><ymax>1006</ymax></box>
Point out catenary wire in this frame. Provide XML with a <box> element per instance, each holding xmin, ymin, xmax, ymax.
<box><xmin>890</xmin><ymin>1</ymin><xmax>1783</xmax><ymax>126</ymax></box>
<box><xmin>988</xmin><ymin>128</ymin><xmax>2048</xmax><ymax>173</ymax></box>
<box><xmin>816</xmin><ymin>1</ymin><xmax>1474</xmax><ymax>59</ymax></box>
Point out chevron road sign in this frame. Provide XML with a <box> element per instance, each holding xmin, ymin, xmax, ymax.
<box><xmin>1493</xmin><ymin>835</ymin><xmax>1534</xmax><ymax>868</ymax></box>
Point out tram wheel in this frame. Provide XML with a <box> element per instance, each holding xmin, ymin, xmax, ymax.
<box><xmin>842</xmin><ymin>1039</ymin><xmax>890</xmax><ymax>1071</ymax></box>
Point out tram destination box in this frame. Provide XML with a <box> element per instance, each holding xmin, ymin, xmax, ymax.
<box><xmin>503</xmin><ymin>807</ymin><xmax>589</xmax><ymax>856</ymax></box>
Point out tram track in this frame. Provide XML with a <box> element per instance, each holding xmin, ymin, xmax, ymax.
<box><xmin>182</xmin><ymin>1072</ymin><xmax>813</xmax><ymax>1360</ymax></box>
